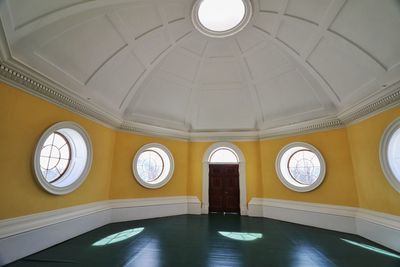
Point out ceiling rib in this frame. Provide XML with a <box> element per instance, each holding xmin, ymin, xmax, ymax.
<box><xmin>0</xmin><ymin>0</ymin><xmax>399</xmax><ymax>138</ymax></box>
<box><xmin>301</xmin><ymin>0</ymin><xmax>347</xmax><ymax>60</ymax></box>
<box><xmin>271</xmin><ymin>0</ymin><xmax>289</xmax><ymax>38</ymax></box>
<box><xmin>184</xmin><ymin>39</ymin><xmax>209</xmax><ymax>128</ymax></box>
<box><xmin>118</xmin><ymin>31</ymin><xmax>192</xmax><ymax>111</ymax></box>
<box><xmin>231</xmin><ymin>38</ymin><xmax>265</xmax><ymax>126</ymax></box>
<box><xmin>114</xmin><ymin>0</ymin><xmax>194</xmax><ymax>112</ymax></box>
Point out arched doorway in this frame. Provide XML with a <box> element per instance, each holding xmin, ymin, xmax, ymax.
<box><xmin>202</xmin><ymin>142</ymin><xmax>247</xmax><ymax>215</ymax></box>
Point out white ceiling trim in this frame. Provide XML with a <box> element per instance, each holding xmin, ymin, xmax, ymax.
<box><xmin>1</xmin><ymin>0</ymin><xmax>400</xmax><ymax>141</ymax></box>
<box><xmin>1</xmin><ymin>61</ymin><xmax>398</xmax><ymax>141</ymax></box>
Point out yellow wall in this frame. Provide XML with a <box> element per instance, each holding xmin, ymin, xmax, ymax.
<box><xmin>1</xmin><ymin>82</ymin><xmax>399</xmax><ymax>220</ymax></box>
<box><xmin>109</xmin><ymin>132</ymin><xmax>189</xmax><ymax>199</ymax></box>
<box><xmin>260</xmin><ymin>128</ymin><xmax>359</xmax><ymax>207</ymax></box>
<box><xmin>347</xmin><ymin>107</ymin><xmax>400</xmax><ymax>216</ymax></box>
<box><xmin>0</xmin><ymin>83</ymin><xmax>116</xmax><ymax>219</ymax></box>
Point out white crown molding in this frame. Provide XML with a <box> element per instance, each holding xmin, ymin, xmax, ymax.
<box><xmin>258</xmin><ymin>117</ymin><xmax>344</xmax><ymax>140</ymax></box>
<box><xmin>338</xmin><ymin>81</ymin><xmax>400</xmax><ymax>126</ymax></box>
<box><xmin>1</xmin><ymin>58</ymin><xmax>399</xmax><ymax>141</ymax></box>
<box><xmin>0</xmin><ymin>62</ymin><xmax>122</xmax><ymax>130</ymax></box>
<box><xmin>120</xmin><ymin>120</ymin><xmax>190</xmax><ymax>140</ymax></box>
<box><xmin>190</xmin><ymin>130</ymin><xmax>260</xmax><ymax>142</ymax></box>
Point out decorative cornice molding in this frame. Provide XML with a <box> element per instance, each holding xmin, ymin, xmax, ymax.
<box><xmin>0</xmin><ymin>62</ymin><xmax>122</xmax><ymax>129</ymax></box>
<box><xmin>1</xmin><ymin>61</ymin><xmax>399</xmax><ymax>141</ymax></box>
<box><xmin>120</xmin><ymin>120</ymin><xmax>190</xmax><ymax>140</ymax></box>
<box><xmin>339</xmin><ymin>82</ymin><xmax>400</xmax><ymax>125</ymax></box>
<box><xmin>258</xmin><ymin>117</ymin><xmax>344</xmax><ymax>140</ymax></box>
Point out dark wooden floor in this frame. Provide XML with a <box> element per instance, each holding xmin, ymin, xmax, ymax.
<box><xmin>7</xmin><ymin>214</ymin><xmax>400</xmax><ymax>267</ymax></box>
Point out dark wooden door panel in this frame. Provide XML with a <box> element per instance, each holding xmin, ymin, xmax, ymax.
<box><xmin>209</xmin><ymin>164</ymin><xmax>240</xmax><ymax>213</ymax></box>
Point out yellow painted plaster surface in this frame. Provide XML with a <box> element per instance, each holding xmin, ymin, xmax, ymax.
<box><xmin>1</xmin><ymin>81</ymin><xmax>399</xmax><ymax>219</ymax></box>
<box><xmin>260</xmin><ymin>129</ymin><xmax>359</xmax><ymax>207</ymax></box>
<box><xmin>109</xmin><ymin>132</ymin><xmax>189</xmax><ymax>199</ymax></box>
<box><xmin>0</xmin><ymin>83</ymin><xmax>115</xmax><ymax>219</ymax></box>
<box><xmin>347</xmin><ymin>107</ymin><xmax>400</xmax><ymax>216</ymax></box>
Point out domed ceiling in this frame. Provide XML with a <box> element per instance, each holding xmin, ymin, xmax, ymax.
<box><xmin>0</xmin><ymin>0</ymin><xmax>399</xmax><ymax>139</ymax></box>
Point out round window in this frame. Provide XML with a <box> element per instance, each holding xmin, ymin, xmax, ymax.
<box><xmin>275</xmin><ymin>142</ymin><xmax>326</xmax><ymax>192</ymax></box>
<box><xmin>380</xmin><ymin>118</ymin><xmax>400</xmax><ymax>193</ymax></box>
<box><xmin>132</xmin><ymin>144</ymin><xmax>174</xmax><ymax>189</ymax></box>
<box><xmin>33</xmin><ymin>122</ymin><xmax>93</xmax><ymax>195</ymax></box>
<box><xmin>192</xmin><ymin>0</ymin><xmax>252</xmax><ymax>38</ymax></box>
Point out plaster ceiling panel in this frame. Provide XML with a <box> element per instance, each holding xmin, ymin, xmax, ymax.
<box><xmin>180</xmin><ymin>32</ymin><xmax>208</xmax><ymax>56</ymax></box>
<box><xmin>133</xmin><ymin>27</ymin><xmax>170</xmax><ymax>66</ymax></box>
<box><xmin>307</xmin><ymin>37</ymin><xmax>382</xmax><ymax>102</ymax></box>
<box><xmin>194</xmin><ymin>90</ymin><xmax>256</xmax><ymax>130</ymax></box>
<box><xmin>132</xmin><ymin>75</ymin><xmax>190</xmax><ymax>122</ymax></box>
<box><xmin>285</xmin><ymin>0</ymin><xmax>332</xmax><ymax>24</ymax></box>
<box><xmin>245</xmin><ymin>43</ymin><xmax>292</xmax><ymax>82</ymax></box>
<box><xmin>205</xmin><ymin>40</ymin><xmax>234</xmax><ymax>58</ymax></box>
<box><xmin>259</xmin><ymin>0</ymin><xmax>283</xmax><ymax>12</ymax></box>
<box><xmin>163</xmin><ymin>2</ymin><xmax>186</xmax><ymax>23</ymax></box>
<box><xmin>35</xmin><ymin>15</ymin><xmax>126</xmax><ymax>84</ymax></box>
<box><xmin>116</xmin><ymin>3</ymin><xmax>162</xmax><ymax>39</ymax></box>
<box><xmin>235</xmin><ymin>27</ymin><xmax>266</xmax><ymax>53</ymax></box>
<box><xmin>257</xmin><ymin>69</ymin><xmax>322</xmax><ymax>119</ymax></box>
<box><xmin>276</xmin><ymin>17</ymin><xmax>318</xmax><ymax>54</ymax></box>
<box><xmin>168</xmin><ymin>19</ymin><xmax>192</xmax><ymax>41</ymax></box>
<box><xmin>329</xmin><ymin>0</ymin><xmax>400</xmax><ymax>69</ymax></box>
<box><xmin>198</xmin><ymin>61</ymin><xmax>242</xmax><ymax>84</ymax></box>
<box><xmin>160</xmin><ymin>48</ymin><xmax>200</xmax><ymax>81</ymax></box>
<box><xmin>7</xmin><ymin>0</ymin><xmax>87</xmax><ymax>29</ymax></box>
<box><xmin>0</xmin><ymin>0</ymin><xmax>397</xmax><ymax>136</ymax></box>
<box><xmin>254</xmin><ymin>12</ymin><xmax>278</xmax><ymax>35</ymax></box>
<box><xmin>87</xmin><ymin>48</ymin><xmax>145</xmax><ymax>110</ymax></box>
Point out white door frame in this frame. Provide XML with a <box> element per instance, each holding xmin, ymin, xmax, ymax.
<box><xmin>202</xmin><ymin>142</ymin><xmax>247</xmax><ymax>215</ymax></box>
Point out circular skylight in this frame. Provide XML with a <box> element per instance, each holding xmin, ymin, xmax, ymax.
<box><xmin>192</xmin><ymin>0</ymin><xmax>252</xmax><ymax>38</ymax></box>
<box><xmin>198</xmin><ymin>0</ymin><xmax>245</xmax><ymax>32</ymax></box>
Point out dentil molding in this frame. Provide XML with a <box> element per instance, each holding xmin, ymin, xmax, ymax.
<box><xmin>1</xmin><ymin>62</ymin><xmax>399</xmax><ymax>141</ymax></box>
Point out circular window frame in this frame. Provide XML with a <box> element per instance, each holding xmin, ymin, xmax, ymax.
<box><xmin>379</xmin><ymin>118</ymin><xmax>400</xmax><ymax>193</ymax></box>
<box><xmin>275</xmin><ymin>142</ymin><xmax>326</xmax><ymax>192</ymax></box>
<box><xmin>132</xmin><ymin>143</ymin><xmax>175</xmax><ymax>189</ymax></box>
<box><xmin>33</xmin><ymin>121</ymin><xmax>93</xmax><ymax>195</ymax></box>
<box><xmin>191</xmin><ymin>0</ymin><xmax>253</xmax><ymax>38</ymax></box>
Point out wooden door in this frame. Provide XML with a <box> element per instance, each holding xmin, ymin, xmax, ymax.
<box><xmin>209</xmin><ymin>164</ymin><xmax>240</xmax><ymax>213</ymax></box>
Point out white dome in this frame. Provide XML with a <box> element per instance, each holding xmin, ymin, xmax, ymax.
<box><xmin>0</xmin><ymin>0</ymin><xmax>399</xmax><ymax>139</ymax></box>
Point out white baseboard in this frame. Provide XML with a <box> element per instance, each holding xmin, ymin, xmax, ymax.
<box><xmin>201</xmin><ymin>204</ymin><xmax>248</xmax><ymax>215</ymax></box>
<box><xmin>0</xmin><ymin>196</ymin><xmax>201</xmax><ymax>266</ymax></box>
<box><xmin>249</xmin><ymin>198</ymin><xmax>400</xmax><ymax>253</ymax></box>
<box><xmin>109</xmin><ymin>196</ymin><xmax>202</xmax><ymax>223</ymax></box>
<box><xmin>248</xmin><ymin>198</ymin><xmax>357</xmax><ymax>233</ymax></box>
<box><xmin>356</xmin><ymin>208</ymin><xmax>400</xmax><ymax>253</ymax></box>
<box><xmin>1</xmin><ymin>197</ymin><xmax>398</xmax><ymax>265</ymax></box>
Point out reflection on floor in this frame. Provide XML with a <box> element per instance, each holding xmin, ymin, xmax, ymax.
<box><xmin>7</xmin><ymin>214</ymin><xmax>400</xmax><ymax>267</ymax></box>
